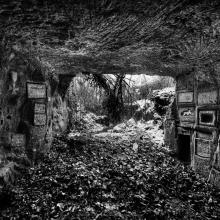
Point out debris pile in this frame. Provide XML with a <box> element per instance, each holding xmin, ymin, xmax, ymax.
<box><xmin>151</xmin><ymin>87</ymin><xmax>175</xmax><ymax>116</ymax></box>
<box><xmin>94</xmin><ymin>118</ymin><xmax>164</xmax><ymax>147</ymax></box>
<box><xmin>130</xmin><ymin>87</ymin><xmax>175</xmax><ymax>121</ymax></box>
<box><xmin>71</xmin><ymin>111</ymin><xmax>108</xmax><ymax>133</ymax></box>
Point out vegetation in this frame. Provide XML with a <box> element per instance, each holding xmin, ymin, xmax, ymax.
<box><xmin>69</xmin><ymin>76</ymin><xmax>105</xmax><ymax>115</ymax></box>
<box><xmin>132</xmin><ymin>76</ymin><xmax>175</xmax><ymax>101</ymax></box>
<box><xmin>69</xmin><ymin>74</ymin><xmax>128</xmax><ymax>122</ymax></box>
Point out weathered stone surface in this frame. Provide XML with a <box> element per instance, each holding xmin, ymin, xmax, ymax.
<box><xmin>194</xmin><ymin>155</ymin><xmax>210</xmax><ymax>177</ymax></box>
<box><xmin>210</xmin><ymin>168</ymin><xmax>220</xmax><ymax>187</ymax></box>
<box><xmin>0</xmin><ymin>47</ymin><xmax>74</xmax><ymax>185</ymax></box>
<box><xmin>195</xmin><ymin>138</ymin><xmax>211</xmax><ymax>158</ymax></box>
<box><xmin>164</xmin><ymin>95</ymin><xmax>177</xmax><ymax>152</ymax></box>
<box><xmin>176</xmin><ymin>74</ymin><xmax>194</xmax><ymax>91</ymax></box>
<box><xmin>197</xmin><ymin>90</ymin><xmax>218</xmax><ymax>105</ymax></box>
<box><xmin>2</xmin><ymin>1</ymin><xmax>217</xmax><ymax>77</ymax></box>
<box><xmin>164</xmin><ymin>119</ymin><xmax>176</xmax><ymax>151</ymax></box>
<box><xmin>177</xmin><ymin>91</ymin><xmax>194</xmax><ymax>104</ymax></box>
<box><xmin>175</xmin><ymin>71</ymin><xmax>220</xmax><ymax>187</ymax></box>
<box><xmin>27</xmin><ymin>83</ymin><xmax>47</xmax><ymax>99</ymax></box>
<box><xmin>194</xmin><ymin>132</ymin><xmax>213</xmax><ymax>159</ymax></box>
<box><xmin>178</xmin><ymin>107</ymin><xmax>195</xmax><ymax>123</ymax></box>
<box><xmin>0</xmin><ymin>49</ymin><xmax>52</xmax><ymax>164</ymax></box>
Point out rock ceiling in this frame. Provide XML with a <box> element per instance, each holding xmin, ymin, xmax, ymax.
<box><xmin>0</xmin><ymin>0</ymin><xmax>220</xmax><ymax>77</ymax></box>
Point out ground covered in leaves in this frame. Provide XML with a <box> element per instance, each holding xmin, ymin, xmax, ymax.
<box><xmin>1</xmin><ymin>129</ymin><xmax>220</xmax><ymax>219</ymax></box>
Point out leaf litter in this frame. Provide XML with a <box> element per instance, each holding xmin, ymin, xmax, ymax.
<box><xmin>0</xmin><ymin>126</ymin><xmax>220</xmax><ymax>219</ymax></box>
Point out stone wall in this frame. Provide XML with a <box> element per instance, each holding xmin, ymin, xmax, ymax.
<box><xmin>164</xmin><ymin>97</ymin><xmax>177</xmax><ymax>153</ymax></box>
<box><xmin>165</xmin><ymin>72</ymin><xmax>220</xmax><ymax>187</ymax></box>
<box><xmin>0</xmin><ymin>47</ymin><xmax>74</xmax><ymax>185</ymax></box>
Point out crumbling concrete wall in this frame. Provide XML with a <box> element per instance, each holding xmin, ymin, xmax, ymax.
<box><xmin>0</xmin><ymin>47</ymin><xmax>74</xmax><ymax>184</ymax></box>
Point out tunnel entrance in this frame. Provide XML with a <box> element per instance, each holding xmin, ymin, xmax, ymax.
<box><xmin>177</xmin><ymin>134</ymin><xmax>191</xmax><ymax>163</ymax></box>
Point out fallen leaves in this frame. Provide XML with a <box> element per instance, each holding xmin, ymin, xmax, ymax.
<box><xmin>0</xmin><ymin>130</ymin><xmax>220</xmax><ymax>219</ymax></box>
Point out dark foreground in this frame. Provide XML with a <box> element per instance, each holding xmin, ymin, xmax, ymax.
<box><xmin>0</xmin><ymin>131</ymin><xmax>220</xmax><ymax>220</ymax></box>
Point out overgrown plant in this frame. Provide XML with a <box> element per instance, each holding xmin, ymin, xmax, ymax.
<box><xmin>83</xmin><ymin>73</ymin><xmax>128</xmax><ymax>122</ymax></box>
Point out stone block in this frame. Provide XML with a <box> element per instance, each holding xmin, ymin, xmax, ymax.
<box><xmin>197</xmin><ymin>90</ymin><xmax>218</xmax><ymax>105</ymax></box>
<box><xmin>34</xmin><ymin>113</ymin><xmax>47</xmax><ymax>126</ymax></box>
<box><xmin>178</xmin><ymin>107</ymin><xmax>195</xmax><ymax>122</ymax></box>
<box><xmin>195</xmin><ymin>138</ymin><xmax>211</xmax><ymax>158</ymax></box>
<box><xmin>177</xmin><ymin>91</ymin><xmax>194</xmax><ymax>103</ymax></box>
<box><xmin>27</xmin><ymin>82</ymin><xmax>47</xmax><ymax>99</ymax></box>
<box><xmin>34</xmin><ymin>103</ymin><xmax>46</xmax><ymax>114</ymax></box>
<box><xmin>194</xmin><ymin>155</ymin><xmax>210</xmax><ymax>177</ymax></box>
<box><xmin>210</xmin><ymin>168</ymin><xmax>220</xmax><ymax>187</ymax></box>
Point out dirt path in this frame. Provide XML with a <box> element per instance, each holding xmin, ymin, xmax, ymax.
<box><xmin>0</xmin><ymin>129</ymin><xmax>220</xmax><ymax>219</ymax></box>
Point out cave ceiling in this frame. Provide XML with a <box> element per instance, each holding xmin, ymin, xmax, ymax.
<box><xmin>0</xmin><ymin>0</ymin><xmax>220</xmax><ymax>77</ymax></box>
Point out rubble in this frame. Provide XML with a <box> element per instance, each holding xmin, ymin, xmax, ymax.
<box><xmin>71</xmin><ymin>112</ymin><xmax>107</xmax><ymax>133</ymax></box>
<box><xmin>151</xmin><ymin>87</ymin><xmax>175</xmax><ymax>116</ymax></box>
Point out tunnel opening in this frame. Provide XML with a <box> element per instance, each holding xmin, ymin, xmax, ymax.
<box><xmin>177</xmin><ymin>134</ymin><xmax>191</xmax><ymax>163</ymax></box>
